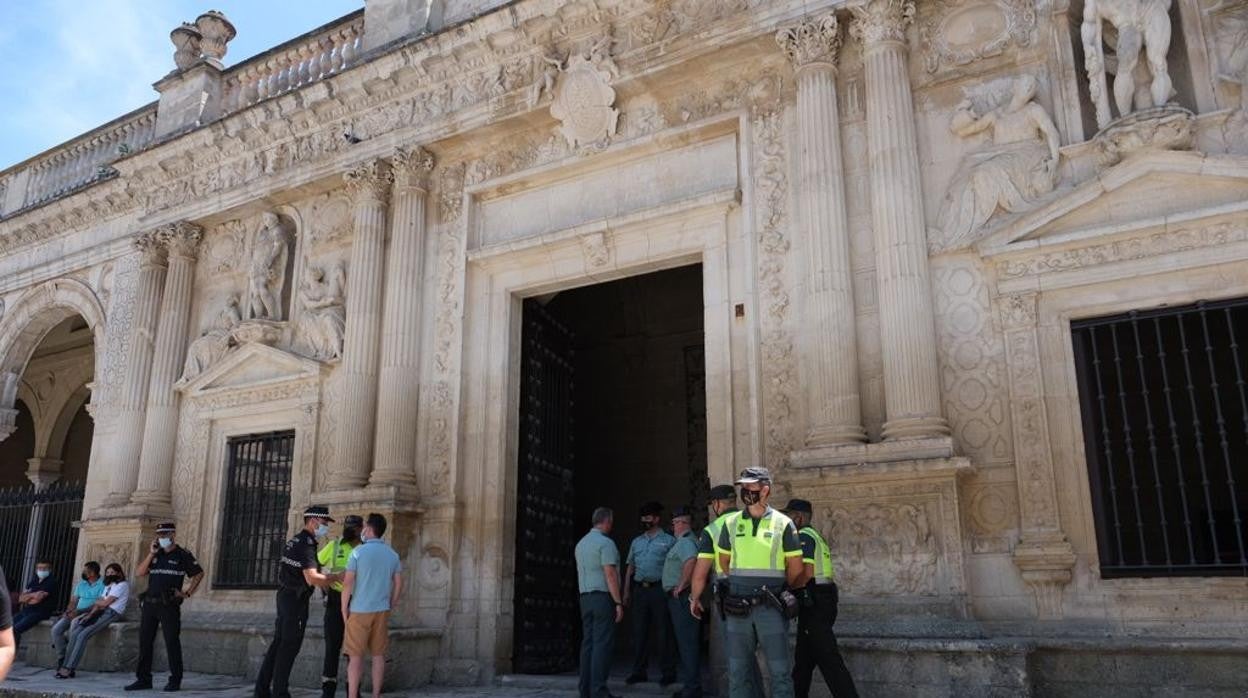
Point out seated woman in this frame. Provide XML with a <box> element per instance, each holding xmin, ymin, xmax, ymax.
<box><xmin>51</xmin><ymin>561</ymin><xmax>105</xmax><ymax>669</ymax></box>
<box><xmin>56</xmin><ymin>563</ymin><xmax>130</xmax><ymax>678</ymax></box>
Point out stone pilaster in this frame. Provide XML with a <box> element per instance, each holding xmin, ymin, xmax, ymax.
<box><xmin>331</xmin><ymin>159</ymin><xmax>393</xmax><ymax>489</ymax></box>
<box><xmin>777</xmin><ymin>13</ymin><xmax>866</xmax><ymax>447</ymax></box>
<box><xmin>131</xmin><ymin>221</ymin><xmax>202</xmax><ymax>510</ymax></box>
<box><xmin>851</xmin><ymin>0</ymin><xmax>949</xmax><ymax>441</ymax></box>
<box><xmin>100</xmin><ymin>232</ymin><xmax>167</xmax><ymax>509</ymax></box>
<box><xmin>371</xmin><ymin>147</ymin><xmax>435</xmax><ymax>488</ymax></box>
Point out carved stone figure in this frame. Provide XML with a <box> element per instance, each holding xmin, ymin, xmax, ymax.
<box><xmin>246</xmin><ymin>212</ymin><xmax>293</xmax><ymax>321</ymax></box>
<box><xmin>297</xmin><ymin>263</ymin><xmax>347</xmax><ymax>360</ymax></box>
<box><xmin>1081</xmin><ymin>0</ymin><xmax>1174</xmax><ymax>129</ymax></box>
<box><xmin>935</xmin><ymin>75</ymin><xmax>1060</xmax><ymax>251</ymax></box>
<box><xmin>180</xmin><ymin>295</ymin><xmax>241</xmax><ymax>382</ymax></box>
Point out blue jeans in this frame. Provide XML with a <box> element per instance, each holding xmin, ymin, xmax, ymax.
<box><xmin>578</xmin><ymin>592</ymin><xmax>615</xmax><ymax>698</ymax></box>
<box><xmin>726</xmin><ymin>605</ymin><xmax>793</xmax><ymax>698</ymax></box>
<box><xmin>51</xmin><ymin>614</ymin><xmax>78</xmax><ymax>665</ymax></box>
<box><xmin>12</xmin><ymin>608</ymin><xmax>52</xmax><ymax>645</ymax></box>
<box><xmin>63</xmin><ymin>609</ymin><xmax>119</xmax><ymax>670</ymax></box>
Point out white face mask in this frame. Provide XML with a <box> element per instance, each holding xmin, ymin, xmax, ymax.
<box><xmin>158</xmin><ymin>537</ymin><xmax>173</xmax><ymax>549</ymax></box>
<box><xmin>315</xmin><ymin>523</ymin><xmax>330</xmax><ymax>538</ymax></box>
<box><xmin>36</xmin><ymin>569</ymin><xmax>50</xmax><ymax>580</ymax></box>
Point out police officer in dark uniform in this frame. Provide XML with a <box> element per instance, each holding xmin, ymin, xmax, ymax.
<box><xmin>255</xmin><ymin>506</ymin><xmax>339</xmax><ymax>698</ymax></box>
<box><xmin>125</xmin><ymin>522</ymin><xmax>204</xmax><ymax>692</ymax></box>
<box><xmin>782</xmin><ymin>499</ymin><xmax>857</xmax><ymax>698</ymax></box>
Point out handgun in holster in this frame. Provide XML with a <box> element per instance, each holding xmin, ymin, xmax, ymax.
<box><xmin>714</xmin><ymin>579</ymin><xmax>729</xmax><ymax>621</ymax></box>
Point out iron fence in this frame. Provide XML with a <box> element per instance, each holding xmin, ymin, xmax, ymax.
<box><xmin>1073</xmin><ymin>297</ymin><xmax>1248</xmax><ymax>577</ymax></box>
<box><xmin>0</xmin><ymin>480</ymin><xmax>84</xmax><ymax>608</ymax></box>
<box><xmin>214</xmin><ymin>430</ymin><xmax>295</xmax><ymax>589</ymax></box>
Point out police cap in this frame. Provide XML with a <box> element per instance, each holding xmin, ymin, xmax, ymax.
<box><xmin>782</xmin><ymin>499</ymin><xmax>813</xmax><ymax>515</ymax></box>
<box><xmin>734</xmin><ymin>467</ymin><xmax>772</xmax><ymax>485</ymax></box>
<box><xmin>670</xmin><ymin>505</ymin><xmax>694</xmax><ymax>519</ymax></box>
<box><xmin>343</xmin><ymin>514</ymin><xmax>364</xmax><ymax>527</ymax></box>
<box><xmin>303</xmin><ymin>505</ymin><xmax>335</xmax><ymax>522</ymax></box>
<box><xmin>639</xmin><ymin>501</ymin><xmax>664</xmax><ymax>516</ymax></box>
<box><xmin>708</xmin><ymin>484</ymin><xmax>736</xmax><ymax>501</ymax></box>
<box><xmin>155</xmin><ymin>522</ymin><xmax>177</xmax><ymax>534</ymax></box>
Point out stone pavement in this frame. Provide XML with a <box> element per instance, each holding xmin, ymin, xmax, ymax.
<box><xmin>0</xmin><ymin>663</ymin><xmax>682</xmax><ymax>697</ymax></box>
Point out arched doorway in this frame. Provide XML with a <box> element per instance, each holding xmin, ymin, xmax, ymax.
<box><xmin>0</xmin><ymin>278</ymin><xmax>103</xmax><ymax>603</ymax></box>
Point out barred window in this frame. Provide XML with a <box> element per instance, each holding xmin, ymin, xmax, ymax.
<box><xmin>214</xmin><ymin>430</ymin><xmax>295</xmax><ymax>589</ymax></box>
<box><xmin>1072</xmin><ymin>298</ymin><xmax>1248</xmax><ymax>578</ymax></box>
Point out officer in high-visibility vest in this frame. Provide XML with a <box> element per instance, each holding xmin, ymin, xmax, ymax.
<box><xmin>691</xmin><ymin>467</ymin><xmax>802</xmax><ymax>698</ymax></box>
<box><xmin>317</xmin><ymin>514</ymin><xmax>361</xmax><ymax>698</ymax></box>
<box><xmin>781</xmin><ymin>499</ymin><xmax>858</xmax><ymax>698</ymax></box>
<box><xmin>692</xmin><ymin>485</ymin><xmax>763</xmax><ymax>698</ymax></box>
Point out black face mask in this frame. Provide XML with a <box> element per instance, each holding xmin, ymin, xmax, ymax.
<box><xmin>105</xmin><ymin>574</ymin><xmax>120</xmax><ymax>585</ymax></box>
<box><xmin>343</xmin><ymin>527</ymin><xmax>360</xmax><ymax>541</ymax></box>
<box><xmin>740</xmin><ymin>489</ymin><xmax>762</xmax><ymax>506</ymax></box>
<box><xmin>640</xmin><ymin>518</ymin><xmax>657</xmax><ymax>530</ymax></box>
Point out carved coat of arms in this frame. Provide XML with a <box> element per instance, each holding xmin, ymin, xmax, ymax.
<box><xmin>549</xmin><ymin>46</ymin><xmax>620</xmax><ymax>150</ymax></box>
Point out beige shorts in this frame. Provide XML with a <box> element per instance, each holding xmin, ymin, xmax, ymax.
<box><xmin>344</xmin><ymin>611</ymin><xmax>390</xmax><ymax>656</ymax></box>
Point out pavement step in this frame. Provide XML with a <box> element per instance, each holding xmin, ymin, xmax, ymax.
<box><xmin>496</xmin><ymin>673</ymin><xmax>679</xmax><ymax>696</ymax></box>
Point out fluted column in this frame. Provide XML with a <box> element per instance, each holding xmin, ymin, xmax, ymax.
<box><xmin>851</xmin><ymin>0</ymin><xmax>949</xmax><ymax>441</ymax></box>
<box><xmin>331</xmin><ymin>159</ymin><xmax>393</xmax><ymax>489</ymax></box>
<box><xmin>371</xmin><ymin>147</ymin><xmax>435</xmax><ymax>488</ymax></box>
<box><xmin>102</xmin><ymin>232</ymin><xmax>167</xmax><ymax>507</ymax></box>
<box><xmin>131</xmin><ymin>222</ymin><xmax>203</xmax><ymax>508</ymax></box>
<box><xmin>778</xmin><ymin>13</ymin><xmax>866</xmax><ymax>446</ymax></box>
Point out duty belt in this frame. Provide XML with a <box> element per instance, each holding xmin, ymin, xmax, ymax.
<box><xmin>634</xmin><ymin>580</ymin><xmax>660</xmax><ymax>588</ymax></box>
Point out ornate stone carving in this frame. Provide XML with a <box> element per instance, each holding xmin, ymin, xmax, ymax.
<box><xmin>170</xmin><ymin>23</ymin><xmax>202</xmax><ymax>71</ymax></box>
<box><xmin>245</xmin><ymin>212</ymin><xmax>293</xmax><ymax>321</ymax></box>
<box><xmin>296</xmin><ymin>263</ymin><xmax>347</xmax><ymax>361</ymax></box>
<box><xmin>1081</xmin><ymin>0</ymin><xmax>1175</xmax><ymax>129</ymax></box>
<box><xmin>549</xmin><ymin>35</ymin><xmax>620</xmax><ymax>150</ymax></box>
<box><xmin>934</xmin><ymin>75</ymin><xmax>1061</xmax><ymax>252</ymax></box>
<box><xmin>417</xmin><ymin>546</ymin><xmax>451</xmax><ymax>591</ymax></box>
<box><xmin>343</xmin><ymin>160</ymin><xmax>394</xmax><ymax>205</ymax></box>
<box><xmin>967</xmin><ymin>482</ymin><xmax>1018</xmax><ymax>553</ymax></box>
<box><xmin>133</xmin><ymin>230</ymin><xmax>168</xmax><ymax>268</ymax></box>
<box><xmin>918</xmin><ymin>0</ymin><xmax>1036</xmax><ymax>74</ymax></box>
<box><xmin>776</xmin><ymin>12</ymin><xmax>842</xmax><ymax>68</ymax></box>
<box><xmin>850</xmin><ymin>0</ymin><xmax>916</xmax><ymax>46</ymax></box>
<box><xmin>156</xmin><ymin>220</ymin><xmax>203</xmax><ymax>260</ymax></box>
<box><xmin>1092</xmin><ymin>105</ymin><xmax>1195</xmax><ymax>167</ymax></box>
<box><xmin>392</xmin><ymin>146</ymin><xmax>435</xmax><ymax>191</ymax></box>
<box><xmin>580</xmin><ymin>231</ymin><xmax>611</xmax><ymax>268</ymax></box>
<box><xmin>825</xmin><ymin>502</ymin><xmax>939</xmax><ymax>595</ymax></box>
<box><xmin>179</xmin><ymin>295</ymin><xmax>241</xmax><ymax>384</ymax></box>
<box><xmin>205</xmin><ymin>220</ymin><xmax>246</xmax><ymax>273</ymax></box>
<box><xmin>194</xmin><ymin>11</ymin><xmax>236</xmax><ymax>64</ymax></box>
<box><xmin>1209</xmin><ymin>2</ymin><xmax>1248</xmax><ymax>111</ymax></box>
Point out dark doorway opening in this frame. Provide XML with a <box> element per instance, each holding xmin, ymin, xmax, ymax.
<box><xmin>512</xmin><ymin>263</ymin><xmax>709</xmax><ymax>674</ymax></box>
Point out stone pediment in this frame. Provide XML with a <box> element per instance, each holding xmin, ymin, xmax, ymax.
<box><xmin>177</xmin><ymin>341</ymin><xmax>326</xmax><ymax>397</ymax></box>
<box><xmin>976</xmin><ymin>151</ymin><xmax>1248</xmax><ymax>256</ymax></box>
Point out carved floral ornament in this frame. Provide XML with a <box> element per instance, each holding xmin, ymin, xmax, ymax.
<box><xmin>392</xmin><ymin>146</ymin><xmax>435</xmax><ymax>191</ymax></box>
<box><xmin>849</xmin><ymin>0</ymin><xmax>916</xmax><ymax>46</ymax></box>
<box><xmin>917</xmin><ymin>0</ymin><xmax>1036</xmax><ymax>74</ymax></box>
<box><xmin>776</xmin><ymin>12</ymin><xmax>843</xmax><ymax>69</ymax></box>
<box><xmin>155</xmin><ymin>221</ymin><xmax>204</xmax><ymax>259</ymax></box>
<box><xmin>343</xmin><ymin>159</ymin><xmax>394</xmax><ymax>204</ymax></box>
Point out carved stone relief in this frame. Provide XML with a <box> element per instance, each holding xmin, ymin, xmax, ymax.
<box><xmin>305</xmin><ymin>195</ymin><xmax>353</xmax><ymax>249</ymax></box>
<box><xmin>965</xmin><ymin>480</ymin><xmax>1019</xmax><ymax>554</ymax></box>
<box><xmin>295</xmin><ymin>263</ymin><xmax>347</xmax><ymax>361</ymax></box>
<box><xmin>1081</xmin><ymin>0</ymin><xmax>1176</xmax><ymax>128</ymax></box>
<box><xmin>1207</xmin><ymin>0</ymin><xmax>1248</xmax><ymax>111</ymax></box>
<box><xmin>579</xmin><ymin>231</ymin><xmax>612</xmax><ymax>268</ymax></box>
<box><xmin>245</xmin><ymin>212</ymin><xmax>294</xmax><ymax>322</ymax></box>
<box><xmin>179</xmin><ymin>295</ymin><xmax>241</xmax><ymax>384</ymax></box>
<box><xmin>204</xmin><ymin>219</ymin><xmax>246</xmax><ymax>274</ymax></box>
<box><xmin>825</xmin><ymin>501</ymin><xmax>940</xmax><ymax>595</ymax></box>
<box><xmin>549</xmin><ymin>34</ymin><xmax>620</xmax><ymax>150</ymax></box>
<box><xmin>918</xmin><ymin>0</ymin><xmax>1037</xmax><ymax>75</ymax></box>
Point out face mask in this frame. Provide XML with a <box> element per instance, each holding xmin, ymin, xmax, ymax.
<box><xmin>316</xmin><ymin>523</ymin><xmax>330</xmax><ymax>538</ymax></box>
<box><xmin>158</xmin><ymin>537</ymin><xmax>173</xmax><ymax>549</ymax></box>
<box><xmin>740</xmin><ymin>489</ymin><xmax>762</xmax><ymax>506</ymax></box>
<box><xmin>105</xmin><ymin>574</ymin><xmax>120</xmax><ymax>584</ymax></box>
<box><xmin>343</xmin><ymin>527</ymin><xmax>359</xmax><ymax>540</ymax></box>
<box><xmin>36</xmin><ymin>569</ymin><xmax>50</xmax><ymax>580</ymax></box>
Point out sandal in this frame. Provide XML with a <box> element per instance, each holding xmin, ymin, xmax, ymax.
<box><xmin>56</xmin><ymin>669</ymin><xmax>75</xmax><ymax>679</ymax></box>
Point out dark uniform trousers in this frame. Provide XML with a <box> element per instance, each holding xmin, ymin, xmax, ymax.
<box><xmin>256</xmin><ymin>587</ymin><xmax>312</xmax><ymax>698</ymax></box>
<box><xmin>322</xmin><ymin>589</ymin><xmax>345</xmax><ymax>683</ymax></box>
<box><xmin>578</xmin><ymin>591</ymin><xmax>615</xmax><ymax>698</ymax></box>
<box><xmin>631</xmin><ymin>583</ymin><xmax>676</xmax><ymax>678</ymax></box>
<box><xmin>136</xmin><ymin>596</ymin><xmax>183</xmax><ymax>682</ymax></box>
<box><xmin>792</xmin><ymin>583</ymin><xmax>858</xmax><ymax>698</ymax></box>
<box><xmin>666</xmin><ymin>591</ymin><xmax>701</xmax><ymax>697</ymax></box>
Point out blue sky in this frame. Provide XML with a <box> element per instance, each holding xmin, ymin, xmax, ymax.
<box><xmin>0</xmin><ymin>1</ymin><xmax>362</xmax><ymax>169</ymax></box>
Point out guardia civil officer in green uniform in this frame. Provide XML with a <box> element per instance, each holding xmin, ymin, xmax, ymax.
<box><xmin>625</xmin><ymin>501</ymin><xmax>677</xmax><ymax>685</ymax></box>
<box><xmin>126</xmin><ymin>522</ymin><xmax>204</xmax><ymax>693</ymax></box>
<box><xmin>782</xmin><ymin>499</ymin><xmax>858</xmax><ymax>698</ymax></box>
<box><xmin>662</xmin><ymin>506</ymin><xmax>701</xmax><ymax>698</ymax></box>
<box><xmin>317</xmin><ymin>514</ymin><xmax>361</xmax><ymax>698</ymax></box>
<box><xmin>691</xmin><ymin>468</ymin><xmax>802</xmax><ymax>698</ymax></box>
<box><xmin>255</xmin><ymin>506</ymin><xmax>339</xmax><ymax>698</ymax></box>
<box><xmin>693</xmin><ymin>485</ymin><xmax>763</xmax><ymax>698</ymax></box>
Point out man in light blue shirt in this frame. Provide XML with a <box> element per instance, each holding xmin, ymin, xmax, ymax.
<box><xmin>342</xmin><ymin>513</ymin><xmax>401</xmax><ymax>698</ymax></box>
<box><xmin>51</xmin><ymin>560</ymin><xmax>104</xmax><ymax>669</ymax></box>
<box><xmin>624</xmin><ymin>501</ymin><xmax>677</xmax><ymax>686</ymax></box>
<box><xmin>575</xmin><ymin>507</ymin><xmax>623</xmax><ymax>698</ymax></box>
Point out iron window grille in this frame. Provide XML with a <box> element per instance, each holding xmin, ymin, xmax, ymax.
<box><xmin>214</xmin><ymin>430</ymin><xmax>295</xmax><ymax>589</ymax></box>
<box><xmin>1072</xmin><ymin>297</ymin><xmax>1248</xmax><ymax>578</ymax></box>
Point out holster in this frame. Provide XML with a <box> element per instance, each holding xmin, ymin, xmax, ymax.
<box><xmin>763</xmin><ymin>588</ymin><xmax>800</xmax><ymax>620</ymax></box>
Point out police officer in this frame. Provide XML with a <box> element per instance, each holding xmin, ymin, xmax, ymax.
<box><xmin>691</xmin><ymin>468</ymin><xmax>802</xmax><ymax>698</ymax></box>
<box><xmin>624</xmin><ymin>501</ymin><xmax>677</xmax><ymax>686</ymax></box>
<box><xmin>318</xmin><ymin>514</ymin><xmax>361</xmax><ymax>698</ymax></box>
<box><xmin>782</xmin><ymin>499</ymin><xmax>857</xmax><ymax>698</ymax></box>
<box><xmin>662</xmin><ymin>506</ymin><xmax>700</xmax><ymax>698</ymax></box>
<box><xmin>692</xmin><ymin>485</ymin><xmax>762</xmax><ymax>698</ymax></box>
<box><xmin>125</xmin><ymin>522</ymin><xmax>204</xmax><ymax>692</ymax></box>
<box><xmin>255</xmin><ymin>506</ymin><xmax>339</xmax><ymax>698</ymax></box>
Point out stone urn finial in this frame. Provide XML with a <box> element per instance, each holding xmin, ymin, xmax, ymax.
<box><xmin>195</xmin><ymin>10</ymin><xmax>236</xmax><ymax>64</ymax></box>
<box><xmin>170</xmin><ymin>22</ymin><xmax>203</xmax><ymax>71</ymax></box>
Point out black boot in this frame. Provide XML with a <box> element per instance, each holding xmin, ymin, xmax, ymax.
<box><xmin>320</xmin><ymin>679</ymin><xmax>338</xmax><ymax>698</ymax></box>
<box><xmin>124</xmin><ymin>679</ymin><xmax>153</xmax><ymax>691</ymax></box>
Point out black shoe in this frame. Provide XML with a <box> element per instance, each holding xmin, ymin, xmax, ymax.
<box><xmin>320</xmin><ymin>680</ymin><xmax>337</xmax><ymax>698</ymax></box>
<box><xmin>55</xmin><ymin>669</ymin><xmax>75</xmax><ymax>679</ymax></box>
<box><xmin>625</xmin><ymin>673</ymin><xmax>647</xmax><ymax>685</ymax></box>
<box><xmin>124</xmin><ymin>680</ymin><xmax>153</xmax><ymax>691</ymax></box>
<box><xmin>163</xmin><ymin>678</ymin><xmax>181</xmax><ymax>692</ymax></box>
<box><xmin>660</xmin><ymin>674</ymin><xmax>677</xmax><ymax>686</ymax></box>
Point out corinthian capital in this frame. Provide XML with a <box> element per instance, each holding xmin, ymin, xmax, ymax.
<box><xmin>392</xmin><ymin>146</ymin><xmax>435</xmax><ymax>191</ymax></box>
<box><xmin>849</xmin><ymin>0</ymin><xmax>915</xmax><ymax>46</ymax></box>
<box><xmin>156</xmin><ymin>221</ymin><xmax>204</xmax><ymax>260</ymax></box>
<box><xmin>343</xmin><ymin>159</ymin><xmax>394</xmax><ymax>206</ymax></box>
<box><xmin>133</xmin><ymin>230</ymin><xmax>168</xmax><ymax>268</ymax></box>
<box><xmin>777</xmin><ymin>12</ymin><xmax>843</xmax><ymax>69</ymax></box>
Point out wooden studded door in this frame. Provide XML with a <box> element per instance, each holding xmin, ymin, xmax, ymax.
<box><xmin>513</xmin><ymin>299</ymin><xmax>579</xmax><ymax>674</ymax></box>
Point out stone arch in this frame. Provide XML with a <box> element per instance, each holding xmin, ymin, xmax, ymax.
<box><xmin>0</xmin><ymin>277</ymin><xmax>106</xmax><ymax>440</ymax></box>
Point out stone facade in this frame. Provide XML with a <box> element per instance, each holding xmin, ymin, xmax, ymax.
<box><xmin>1</xmin><ymin>0</ymin><xmax>1247</xmax><ymax>693</ymax></box>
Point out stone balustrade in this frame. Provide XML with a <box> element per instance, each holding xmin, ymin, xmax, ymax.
<box><xmin>0</xmin><ymin>106</ymin><xmax>156</xmax><ymax>215</ymax></box>
<box><xmin>221</xmin><ymin>12</ymin><xmax>364</xmax><ymax>115</ymax></box>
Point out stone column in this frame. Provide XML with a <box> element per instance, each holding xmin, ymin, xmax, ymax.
<box><xmin>331</xmin><ymin>160</ymin><xmax>393</xmax><ymax>489</ymax></box>
<box><xmin>132</xmin><ymin>222</ymin><xmax>202</xmax><ymax>508</ymax></box>
<box><xmin>777</xmin><ymin>13</ymin><xmax>866</xmax><ymax>447</ymax></box>
<box><xmin>851</xmin><ymin>0</ymin><xmax>949</xmax><ymax>441</ymax></box>
<box><xmin>102</xmin><ymin>232</ymin><xmax>167</xmax><ymax>508</ymax></box>
<box><xmin>371</xmin><ymin>147</ymin><xmax>435</xmax><ymax>488</ymax></box>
